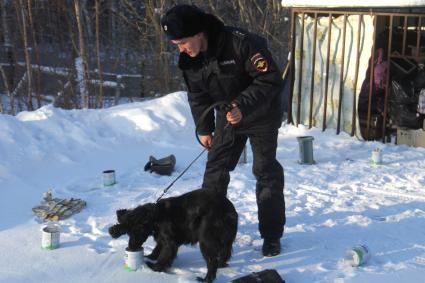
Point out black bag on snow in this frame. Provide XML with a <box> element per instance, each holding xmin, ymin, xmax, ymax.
<box><xmin>231</xmin><ymin>269</ymin><xmax>285</xmax><ymax>283</ymax></box>
<box><xmin>144</xmin><ymin>154</ymin><xmax>176</xmax><ymax>176</ymax></box>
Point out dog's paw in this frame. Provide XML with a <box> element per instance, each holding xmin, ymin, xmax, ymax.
<box><xmin>145</xmin><ymin>260</ymin><xmax>155</xmax><ymax>270</ymax></box>
<box><xmin>145</xmin><ymin>261</ymin><xmax>165</xmax><ymax>272</ymax></box>
<box><xmin>196</xmin><ymin>276</ymin><xmax>214</xmax><ymax>283</ymax></box>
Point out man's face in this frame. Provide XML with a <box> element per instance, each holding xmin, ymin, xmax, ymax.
<box><xmin>171</xmin><ymin>33</ymin><xmax>204</xmax><ymax>57</ymax></box>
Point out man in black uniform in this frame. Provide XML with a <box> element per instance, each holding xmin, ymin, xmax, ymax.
<box><xmin>161</xmin><ymin>4</ymin><xmax>285</xmax><ymax>257</ymax></box>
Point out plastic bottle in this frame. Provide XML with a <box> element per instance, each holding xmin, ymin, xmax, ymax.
<box><xmin>344</xmin><ymin>245</ymin><xmax>370</xmax><ymax>266</ymax></box>
<box><xmin>371</xmin><ymin>148</ymin><xmax>383</xmax><ymax>165</ymax></box>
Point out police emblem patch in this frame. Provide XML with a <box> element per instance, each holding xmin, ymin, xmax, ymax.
<box><xmin>163</xmin><ymin>25</ymin><xmax>168</xmax><ymax>31</ymax></box>
<box><xmin>250</xmin><ymin>53</ymin><xmax>268</xmax><ymax>72</ymax></box>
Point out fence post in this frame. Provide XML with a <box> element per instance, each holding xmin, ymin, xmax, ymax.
<box><xmin>115</xmin><ymin>75</ymin><xmax>122</xmax><ymax>105</ymax></box>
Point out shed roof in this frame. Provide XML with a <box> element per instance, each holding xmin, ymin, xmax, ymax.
<box><xmin>281</xmin><ymin>0</ymin><xmax>425</xmax><ymax>8</ymax></box>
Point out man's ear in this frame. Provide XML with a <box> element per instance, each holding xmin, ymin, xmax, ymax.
<box><xmin>196</xmin><ymin>31</ymin><xmax>208</xmax><ymax>51</ymax></box>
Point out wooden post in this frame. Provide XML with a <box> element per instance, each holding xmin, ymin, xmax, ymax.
<box><xmin>115</xmin><ymin>75</ymin><xmax>122</xmax><ymax>106</ymax></box>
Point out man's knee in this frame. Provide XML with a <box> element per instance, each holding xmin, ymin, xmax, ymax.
<box><xmin>253</xmin><ymin>160</ymin><xmax>284</xmax><ymax>183</ymax></box>
<box><xmin>257</xmin><ymin>187</ymin><xmax>273</xmax><ymax>203</ymax></box>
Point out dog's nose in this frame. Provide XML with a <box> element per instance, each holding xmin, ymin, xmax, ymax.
<box><xmin>109</xmin><ymin>225</ymin><xmax>125</xmax><ymax>238</ymax></box>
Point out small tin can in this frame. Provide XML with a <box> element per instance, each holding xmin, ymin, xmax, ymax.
<box><xmin>344</xmin><ymin>245</ymin><xmax>370</xmax><ymax>266</ymax></box>
<box><xmin>124</xmin><ymin>247</ymin><xmax>144</xmax><ymax>271</ymax></box>
<box><xmin>371</xmin><ymin>148</ymin><xmax>382</xmax><ymax>165</ymax></box>
<box><xmin>41</xmin><ymin>225</ymin><xmax>60</xmax><ymax>250</ymax></box>
<box><xmin>103</xmin><ymin>170</ymin><xmax>116</xmax><ymax>186</ymax></box>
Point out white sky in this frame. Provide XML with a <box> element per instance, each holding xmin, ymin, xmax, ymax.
<box><xmin>1</xmin><ymin>92</ymin><xmax>425</xmax><ymax>282</ymax></box>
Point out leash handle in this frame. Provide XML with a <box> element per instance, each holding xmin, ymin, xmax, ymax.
<box><xmin>195</xmin><ymin>101</ymin><xmax>233</xmax><ymax>148</ymax></box>
<box><xmin>156</xmin><ymin>148</ymin><xmax>207</xmax><ymax>202</ymax></box>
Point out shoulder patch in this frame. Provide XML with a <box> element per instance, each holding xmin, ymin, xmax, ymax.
<box><xmin>250</xmin><ymin>53</ymin><xmax>268</xmax><ymax>72</ymax></box>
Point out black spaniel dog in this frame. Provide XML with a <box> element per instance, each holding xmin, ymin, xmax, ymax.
<box><xmin>108</xmin><ymin>188</ymin><xmax>238</xmax><ymax>282</ymax></box>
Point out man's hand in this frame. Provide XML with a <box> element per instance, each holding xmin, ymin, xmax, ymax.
<box><xmin>199</xmin><ymin>134</ymin><xmax>213</xmax><ymax>150</ymax></box>
<box><xmin>226</xmin><ymin>103</ymin><xmax>242</xmax><ymax>125</ymax></box>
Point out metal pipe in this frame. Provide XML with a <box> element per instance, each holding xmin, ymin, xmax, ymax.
<box><xmin>309</xmin><ymin>13</ymin><xmax>318</xmax><ymax>129</ymax></box>
<box><xmin>288</xmin><ymin>9</ymin><xmax>297</xmax><ymax>125</ymax></box>
<box><xmin>351</xmin><ymin>14</ymin><xmax>363</xmax><ymax>137</ymax></box>
<box><xmin>337</xmin><ymin>13</ymin><xmax>347</xmax><ymax>134</ymax></box>
<box><xmin>402</xmin><ymin>15</ymin><xmax>407</xmax><ymax>55</ymax></box>
<box><xmin>296</xmin><ymin>12</ymin><xmax>305</xmax><ymax>126</ymax></box>
<box><xmin>366</xmin><ymin>15</ymin><xmax>378</xmax><ymax>140</ymax></box>
<box><xmin>416</xmin><ymin>17</ymin><xmax>422</xmax><ymax>57</ymax></box>
<box><xmin>322</xmin><ymin>13</ymin><xmax>333</xmax><ymax>131</ymax></box>
<box><xmin>382</xmin><ymin>15</ymin><xmax>393</xmax><ymax>143</ymax></box>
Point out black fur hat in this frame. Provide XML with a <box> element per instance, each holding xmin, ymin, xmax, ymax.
<box><xmin>161</xmin><ymin>4</ymin><xmax>206</xmax><ymax>40</ymax></box>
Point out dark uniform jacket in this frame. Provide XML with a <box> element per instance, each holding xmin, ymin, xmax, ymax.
<box><xmin>179</xmin><ymin>14</ymin><xmax>284</xmax><ymax>135</ymax></box>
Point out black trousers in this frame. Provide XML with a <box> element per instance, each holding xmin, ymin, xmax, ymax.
<box><xmin>202</xmin><ymin>127</ymin><xmax>285</xmax><ymax>239</ymax></box>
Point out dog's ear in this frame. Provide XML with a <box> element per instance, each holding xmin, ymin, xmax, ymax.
<box><xmin>116</xmin><ymin>209</ymin><xmax>128</xmax><ymax>223</ymax></box>
<box><xmin>108</xmin><ymin>224</ymin><xmax>127</xmax><ymax>239</ymax></box>
<box><xmin>129</xmin><ymin>203</ymin><xmax>156</xmax><ymax>224</ymax></box>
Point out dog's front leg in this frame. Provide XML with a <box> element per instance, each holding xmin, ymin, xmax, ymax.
<box><xmin>146</xmin><ymin>242</ymin><xmax>178</xmax><ymax>272</ymax></box>
<box><xmin>145</xmin><ymin>242</ymin><xmax>162</xmax><ymax>260</ymax></box>
<box><xmin>128</xmin><ymin>234</ymin><xmax>143</xmax><ymax>251</ymax></box>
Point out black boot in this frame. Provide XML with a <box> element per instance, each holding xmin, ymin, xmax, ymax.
<box><xmin>262</xmin><ymin>238</ymin><xmax>281</xmax><ymax>257</ymax></box>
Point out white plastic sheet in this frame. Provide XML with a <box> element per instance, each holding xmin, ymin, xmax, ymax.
<box><xmin>292</xmin><ymin>14</ymin><xmax>375</xmax><ymax>138</ymax></box>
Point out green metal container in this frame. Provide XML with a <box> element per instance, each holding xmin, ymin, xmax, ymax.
<box><xmin>297</xmin><ymin>136</ymin><xmax>315</xmax><ymax>165</ymax></box>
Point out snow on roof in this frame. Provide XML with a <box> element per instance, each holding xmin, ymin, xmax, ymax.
<box><xmin>281</xmin><ymin>0</ymin><xmax>425</xmax><ymax>8</ymax></box>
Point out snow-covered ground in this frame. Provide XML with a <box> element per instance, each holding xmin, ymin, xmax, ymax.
<box><xmin>1</xmin><ymin>91</ymin><xmax>425</xmax><ymax>283</ymax></box>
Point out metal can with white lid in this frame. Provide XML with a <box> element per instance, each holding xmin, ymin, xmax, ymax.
<box><xmin>344</xmin><ymin>245</ymin><xmax>370</xmax><ymax>266</ymax></box>
<box><xmin>41</xmin><ymin>225</ymin><xmax>60</xmax><ymax>250</ymax></box>
<box><xmin>124</xmin><ymin>247</ymin><xmax>144</xmax><ymax>271</ymax></box>
<box><xmin>103</xmin><ymin>170</ymin><xmax>116</xmax><ymax>186</ymax></box>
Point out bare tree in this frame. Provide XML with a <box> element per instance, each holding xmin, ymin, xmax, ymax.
<box><xmin>0</xmin><ymin>0</ymin><xmax>13</xmax><ymax>113</ymax></box>
<box><xmin>27</xmin><ymin>0</ymin><xmax>42</xmax><ymax>109</ymax></box>
<box><xmin>146</xmin><ymin>0</ymin><xmax>172</xmax><ymax>93</ymax></box>
<box><xmin>74</xmin><ymin>0</ymin><xmax>90</xmax><ymax>108</ymax></box>
<box><xmin>95</xmin><ymin>0</ymin><xmax>104</xmax><ymax>108</ymax></box>
<box><xmin>17</xmin><ymin>0</ymin><xmax>34</xmax><ymax>110</ymax></box>
<box><xmin>0</xmin><ymin>0</ymin><xmax>290</xmax><ymax>112</ymax></box>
